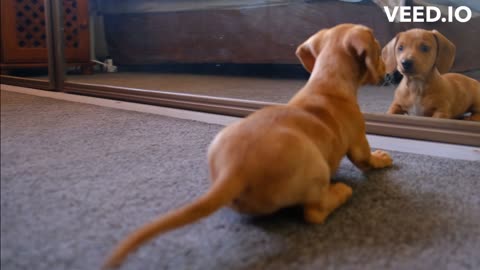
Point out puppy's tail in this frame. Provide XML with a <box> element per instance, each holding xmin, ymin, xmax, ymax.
<box><xmin>102</xmin><ymin>176</ymin><xmax>245</xmax><ymax>269</ymax></box>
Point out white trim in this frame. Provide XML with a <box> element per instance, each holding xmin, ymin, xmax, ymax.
<box><xmin>365</xmin><ymin>134</ymin><xmax>480</xmax><ymax>161</ymax></box>
<box><xmin>2</xmin><ymin>84</ymin><xmax>479</xmax><ymax>161</ymax></box>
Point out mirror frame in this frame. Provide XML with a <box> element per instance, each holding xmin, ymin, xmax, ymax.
<box><xmin>63</xmin><ymin>82</ymin><xmax>480</xmax><ymax>146</ymax></box>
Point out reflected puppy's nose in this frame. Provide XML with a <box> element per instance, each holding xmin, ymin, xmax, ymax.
<box><xmin>401</xmin><ymin>59</ymin><xmax>414</xmax><ymax>72</ymax></box>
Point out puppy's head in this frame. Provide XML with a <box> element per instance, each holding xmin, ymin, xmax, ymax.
<box><xmin>382</xmin><ymin>29</ymin><xmax>456</xmax><ymax>79</ymax></box>
<box><xmin>296</xmin><ymin>24</ymin><xmax>385</xmax><ymax>85</ymax></box>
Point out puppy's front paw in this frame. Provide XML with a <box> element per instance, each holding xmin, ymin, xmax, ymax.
<box><xmin>370</xmin><ymin>150</ymin><xmax>393</xmax><ymax>168</ymax></box>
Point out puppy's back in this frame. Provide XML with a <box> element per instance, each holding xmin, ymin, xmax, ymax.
<box><xmin>442</xmin><ymin>73</ymin><xmax>480</xmax><ymax>115</ymax></box>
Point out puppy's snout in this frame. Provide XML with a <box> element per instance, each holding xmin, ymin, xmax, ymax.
<box><xmin>401</xmin><ymin>59</ymin><xmax>414</xmax><ymax>72</ymax></box>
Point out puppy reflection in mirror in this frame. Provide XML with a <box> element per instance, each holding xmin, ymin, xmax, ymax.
<box><xmin>382</xmin><ymin>29</ymin><xmax>480</xmax><ymax>121</ymax></box>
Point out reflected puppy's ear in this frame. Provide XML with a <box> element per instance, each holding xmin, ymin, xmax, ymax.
<box><xmin>382</xmin><ymin>34</ymin><xmax>399</xmax><ymax>75</ymax></box>
<box><xmin>295</xmin><ymin>29</ymin><xmax>327</xmax><ymax>73</ymax></box>
<box><xmin>345</xmin><ymin>26</ymin><xmax>384</xmax><ymax>84</ymax></box>
<box><xmin>431</xmin><ymin>30</ymin><xmax>456</xmax><ymax>73</ymax></box>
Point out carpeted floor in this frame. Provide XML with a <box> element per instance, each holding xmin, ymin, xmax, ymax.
<box><xmin>1</xmin><ymin>90</ymin><xmax>479</xmax><ymax>270</ymax></box>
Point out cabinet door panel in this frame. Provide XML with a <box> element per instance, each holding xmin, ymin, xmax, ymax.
<box><xmin>1</xmin><ymin>0</ymin><xmax>89</xmax><ymax>64</ymax></box>
<box><xmin>1</xmin><ymin>0</ymin><xmax>49</xmax><ymax>63</ymax></box>
<box><xmin>64</xmin><ymin>0</ymin><xmax>90</xmax><ymax>62</ymax></box>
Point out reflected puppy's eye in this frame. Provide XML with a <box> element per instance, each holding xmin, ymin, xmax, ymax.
<box><xmin>398</xmin><ymin>45</ymin><xmax>404</xmax><ymax>52</ymax></box>
<box><xmin>420</xmin><ymin>44</ymin><xmax>430</xmax><ymax>52</ymax></box>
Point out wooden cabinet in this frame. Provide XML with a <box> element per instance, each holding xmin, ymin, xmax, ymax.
<box><xmin>0</xmin><ymin>0</ymin><xmax>92</xmax><ymax>74</ymax></box>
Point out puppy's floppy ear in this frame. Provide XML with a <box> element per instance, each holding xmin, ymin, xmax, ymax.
<box><xmin>382</xmin><ymin>34</ymin><xmax>399</xmax><ymax>74</ymax></box>
<box><xmin>296</xmin><ymin>29</ymin><xmax>326</xmax><ymax>73</ymax></box>
<box><xmin>345</xmin><ymin>27</ymin><xmax>383</xmax><ymax>84</ymax></box>
<box><xmin>296</xmin><ymin>41</ymin><xmax>315</xmax><ymax>73</ymax></box>
<box><xmin>431</xmin><ymin>30</ymin><xmax>456</xmax><ymax>73</ymax></box>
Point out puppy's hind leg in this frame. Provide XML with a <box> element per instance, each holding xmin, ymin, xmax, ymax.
<box><xmin>466</xmin><ymin>94</ymin><xmax>480</xmax><ymax>121</ymax></box>
<box><xmin>303</xmin><ymin>183</ymin><xmax>353</xmax><ymax>224</ymax></box>
<box><xmin>467</xmin><ymin>113</ymin><xmax>480</xmax><ymax>121</ymax></box>
<box><xmin>301</xmin><ymin>156</ymin><xmax>353</xmax><ymax>224</ymax></box>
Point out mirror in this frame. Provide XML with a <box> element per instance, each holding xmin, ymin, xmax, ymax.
<box><xmin>63</xmin><ymin>0</ymin><xmax>479</xmax><ymax>122</ymax></box>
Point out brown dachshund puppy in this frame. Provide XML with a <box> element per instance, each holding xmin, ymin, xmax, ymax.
<box><xmin>383</xmin><ymin>29</ymin><xmax>480</xmax><ymax>120</ymax></box>
<box><xmin>103</xmin><ymin>24</ymin><xmax>392</xmax><ymax>269</ymax></box>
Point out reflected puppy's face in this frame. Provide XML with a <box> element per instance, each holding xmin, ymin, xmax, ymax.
<box><xmin>395</xmin><ymin>30</ymin><xmax>438</xmax><ymax>78</ymax></box>
<box><xmin>382</xmin><ymin>29</ymin><xmax>456</xmax><ymax>80</ymax></box>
